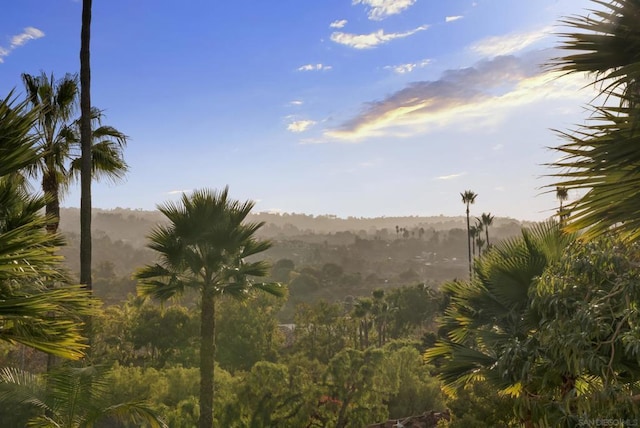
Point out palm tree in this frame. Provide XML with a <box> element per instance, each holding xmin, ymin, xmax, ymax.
<box><xmin>353</xmin><ymin>298</ymin><xmax>373</xmax><ymax>349</ymax></box>
<box><xmin>0</xmin><ymin>93</ymin><xmax>96</xmax><ymax>359</ymax></box>
<box><xmin>460</xmin><ymin>190</ymin><xmax>477</xmax><ymax>279</ymax></box>
<box><xmin>550</xmin><ymin>0</ymin><xmax>640</xmax><ymax>240</ymax></box>
<box><xmin>555</xmin><ymin>186</ymin><xmax>568</xmax><ymax>224</ymax></box>
<box><xmin>0</xmin><ymin>366</ymin><xmax>166</xmax><ymax>427</ymax></box>
<box><xmin>135</xmin><ymin>188</ymin><xmax>284</xmax><ymax>428</ymax></box>
<box><xmin>475</xmin><ymin>236</ymin><xmax>485</xmax><ymax>257</ymax></box>
<box><xmin>21</xmin><ymin>73</ymin><xmax>128</xmax><ymax>236</ymax></box>
<box><xmin>479</xmin><ymin>212</ymin><xmax>494</xmax><ymax>247</ymax></box>
<box><xmin>80</xmin><ymin>0</ymin><xmax>93</xmax><ymax>289</ymax></box>
<box><xmin>425</xmin><ymin>221</ymin><xmax>576</xmax><ymax>423</ymax></box>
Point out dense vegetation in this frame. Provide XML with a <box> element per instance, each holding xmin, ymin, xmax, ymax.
<box><xmin>1</xmin><ymin>1</ymin><xmax>640</xmax><ymax>427</ymax></box>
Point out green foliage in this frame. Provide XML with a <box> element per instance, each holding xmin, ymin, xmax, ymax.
<box><xmin>130</xmin><ymin>304</ymin><xmax>198</xmax><ymax>368</ymax></box>
<box><xmin>383</xmin><ymin>345</ymin><xmax>445</xmax><ymax>419</ymax></box>
<box><xmin>292</xmin><ymin>300</ymin><xmax>351</xmax><ymax>364</ymax></box>
<box><xmin>524</xmin><ymin>236</ymin><xmax>640</xmax><ymax>422</ymax></box>
<box><xmin>428</xmin><ymin>220</ymin><xmax>640</xmax><ymax>425</ymax></box>
<box><xmin>215</xmin><ymin>294</ymin><xmax>285</xmax><ymax>372</ymax></box>
<box><xmin>549</xmin><ymin>0</ymin><xmax>640</xmax><ymax>240</ymax></box>
<box><xmin>441</xmin><ymin>380</ymin><xmax>517</xmax><ymax>428</ymax></box>
<box><xmin>0</xmin><ymin>365</ymin><xmax>166</xmax><ymax>428</ymax></box>
<box><xmin>321</xmin><ymin>348</ymin><xmax>391</xmax><ymax>427</ymax></box>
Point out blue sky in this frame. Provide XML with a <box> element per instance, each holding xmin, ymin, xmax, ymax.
<box><xmin>0</xmin><ymin>0</ymin><xmax>597</xmax><ymax>221</ymax></box>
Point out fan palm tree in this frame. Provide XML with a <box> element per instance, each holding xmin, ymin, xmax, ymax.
<box><xmin>479</xmin><ymin>212</ymin><xmax>494</xmax><ymax>247</ymax></box>
<box><xmin>0</xmin><ymin>365</ymin><xmax>166</xmax><ymax>427</ymax></box>
<box><xmin>0</xmin><ymin>93</ymin><xmax>96</xmax><ymax>359</ymax></box>
<box><xmin>135</xmin><ymin>187</ymin><xmax>284</xmax><ymax>428</ymax></box>
<box><xmin>425</xmin><ymin>221</ymin><xmax>576</xmax><ymax>423</ymax></box>
<box><xmin>21</xmin><ymin>73</ymin><xmax>128</xmax><ymax>236</ymax></box>
<box><xmin>460</xmin><ymin>190</ymin><xmax>477</xmax><ymax>279</ymax></box>
<box><xmin>549</xmin><ymin>0</ymin><xmax>640</xmax><ymax>240</ymax></box>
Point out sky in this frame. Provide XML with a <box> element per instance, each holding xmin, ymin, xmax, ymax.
<box><xmin>0</xmin><ymin>0</ymin><xmax>600</xmax><ymax>221</ymax></box>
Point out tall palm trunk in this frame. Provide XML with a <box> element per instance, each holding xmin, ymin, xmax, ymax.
<box><xmin>199</xmin><ymin>288</ymin><xmax>216</xmax><ymax>428</ymax></box>
<box><xmin>80</xmin><ymin>0</ymin><xmax>92</xmax><ymax>290</ymax></box>
<box><xmin>466</xmin><ymin>205</ymin><xmax>472</xmax><ymax>279</ymax></box>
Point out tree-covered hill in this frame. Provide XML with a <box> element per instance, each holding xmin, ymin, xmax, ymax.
<box><xmin>57</xmin><ymin>208</ymin><xmax>528</xmax><ymax>310</ymax></box>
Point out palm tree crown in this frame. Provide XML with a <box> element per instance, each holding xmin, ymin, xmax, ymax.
<box><xmin>479</xmin><ymin>212</ymin><xmax>494</xmax><ymax>247</ymax></box>
<box><xmin>549</xmin><ymin>0</ymin><xmax>640</xmax><ymax>240</ymax></box>
<box><xmin>21</xmin><ymin>72</ymin><xmax>127</xmax><ymax>234</ymax></box>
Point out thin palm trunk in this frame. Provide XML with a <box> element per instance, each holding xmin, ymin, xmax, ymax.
<box><xmin>466</xmin><ymin>206</ymin><xmax>472</xmax><ymax>279</ymax></box>
<box><xmin>199</xmin><ymin>288</ymin><xmax>216</xmax><ymax>428</ymax></box>
<box><xmin>42</xmin><ymin>172</ymin><xmax>60</xmax><ymax>234</ymax></box>
<box><xmin>80</xmin><ymin>0</ymin><xmax>92</xmax><ymax>291</ymax></box>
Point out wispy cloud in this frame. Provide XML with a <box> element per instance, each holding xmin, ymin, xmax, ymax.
<box><xmin>331</xmin><ymin>25</ymin><xmax>428</xmax><ymax>49</ymax></box>
<box><xmin>167</xmin><ymin>189</ymin><xmax>192</xmax><ymax>195</ymax></box>
<box><xmin>287</xmin><ymin>120</ymin><xmax>317</xmax><ymax>133</ymax></box>
<box><xmin>324</xmin><ymin>50</ymin><xmax>590</xmax><ymax>141</ymax></box>
<box><xmin>446</xmin><ymin>15</ymin><xmax>463</xmax><ymax>23</ymax></box>
<box><xmin>330</xmin><ymin>19</ymin><xmax>348</xmax><ymax>29</ymax></box>
<box><xmin>385</xmin><ymin>58</ymin><xmax>431</xmax><ymax>74</ymax></box>
<box><xmin>297</xmin><ymin>63</ymin><xmax>332</xmax><ymax>72</ymax></box>
<box><xmin>471</xmin><ymin>26</ymin><xmax>552</xmax><ymax>57</ymax></box>
<box><xmin>435</xmin><ymin>172</ymin><xmax>466</xmax><ymax>180</ymax></box>
<box><xmin>353</xmin><ymin>0</ymin><xmax>416</xmax><ymax>20</ymax></box>
<box><xmin>0</xmin><ymin>27</ymin><xmax>45</xmax><ymax>63</ymax></box>
<box><xmin>289</xmin><ymin>100</ymin><xmax>304</xmax><ymax>106</ymax></box>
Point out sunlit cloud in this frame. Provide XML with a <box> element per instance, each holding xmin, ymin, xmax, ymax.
<box><xmin>445</xmin><ymin>15</ymin><xmax>463</xmax><ymax>23</ymax></box>
<box><xmin>330</xmin><ymin>19</ymin><xmax>348</xmax><ymax>28</ymax></box>
<box><xmin>287</xmin><ymin>119</ymin><xmax>317</xmax><ymax>132</ymax></box>
<box><xmin>167</xmin><ymin>189</ymin><xmax>192</xmax><ymax>195</ymax></box>
<box><xmin>353</xmin><ymin>0</ymin><xmax>416</xmax><ymax>21</ymax></box>
<box><xmin>435</xmin><ymin>172</ymin><xmax>466</xmax><ymax>180</ymax></box>
<box><xmin>385</xmin><ymin>58</ymin><xmax>431</xmax><ymax>74</ymax></box>
<box><xmin>297</xmin><ymin>63</ymin><xmax>332</xmax><ymax>71</ymax></box>
<box><xmin>289</xmin><ymin>100</ymin><xmax>304</xmax><ymax>106</ymax></box>
<box><xmin>471</xmin><ymin>26</ymin><xmax>552</xmax><ymax>57</ymax></box>
<box><xmin>324</xmin><ymin>50</ymin><xmax>594</xmax><ymax>142</ymax></box>
<box><xmin>331</xmin><ymin>25</ymin><xmax>428</xmax><ymax>49</ymax></box>
<box><xmin>0</xmin><ymin>26</ymin><xmax>44</xmax><ymax>63</ymax></box>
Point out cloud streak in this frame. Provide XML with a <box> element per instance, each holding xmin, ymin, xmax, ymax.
<box><xmin>353</xmin><ymin>0</ymin><xmax>416</xmax><ymax>20</ymax></box>
<box><xmin>446</xmin><ymin>15</ymin><xmax>463</xmax><ymax>23</ymax></box>
<box><xmin>288</xmin><ymin>120</ymin><xmax>317</xmax><ymax>133</ymax></box>
<box><xmin>0</xmin><ymin>27</ymin><xmax>44</xmax><ymax>63</ymax></box>
<box><xmin>385</xmin><ymin>58</ymin><xmax>431</xmax><ymax>74</ymax></box>
<box><xmin>331</xmin><ymin>25</ymin><xmax>428</xmax><ymax>49</ymax></box>
<box><xmin>435</xmin><ymin>172</ymin><xmax>466</xmax><ymax>180</ymax></box>
<box><xmin>297</xmin><ymin>63</ymin><xmax>332</xmax><ymax>71</ymax></box>
<box><xmin>471</xmin><ymin>27</ymin><xmax>552</xmax><ymax>57</ymax></box>
<box><xmin>330</xmin><ymin>19</ymin><xmax>348</xmax><ymax>29</ymax></box>
<box><xmin>324</xmin><ymin>49</ymin><xmax>586</xmax><ymax>141</ymax></box>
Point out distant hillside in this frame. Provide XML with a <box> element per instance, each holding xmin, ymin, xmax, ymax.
<box><xmin>59</xmin><ymin>207</ymin><xmax>531</xmax><ymax>245</ymax></box>
<box><xmin>57</xmin><ymin>208</ymin><xmax>532</xmax><ymax>310</ymax></box>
